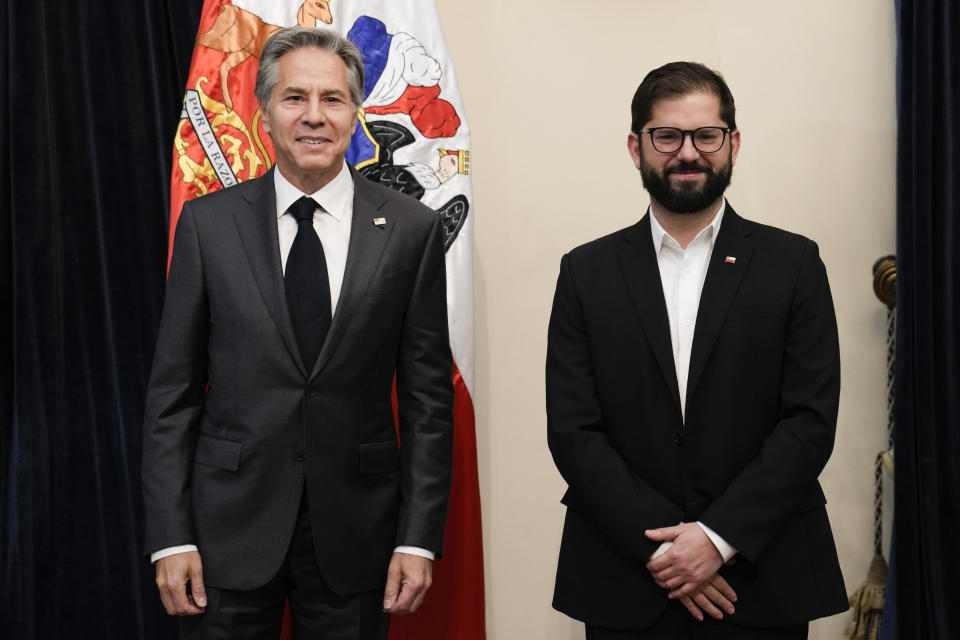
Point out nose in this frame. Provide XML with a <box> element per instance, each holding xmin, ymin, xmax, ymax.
<box><xmin>676</xmin><ymin>133</ymin><xmax>700</xmax><ymax>161</ymax></box>
<box><xmin>302</xmin><ymin>97</ymin><xmax>326</xmax><ymax>125</ymax></box>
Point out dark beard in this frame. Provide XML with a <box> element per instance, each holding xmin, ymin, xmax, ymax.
<box><xmin>640</xmin><ymin>158</ymin><xmax>732</xmax><ymax>214</ymax></box>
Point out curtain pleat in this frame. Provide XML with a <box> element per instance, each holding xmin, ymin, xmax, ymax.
<box><xmin>891</xmin><ymin>0</ymin><xmax>960</xmax><ymax>638</ymax></box>
<box><xmin>1</xmin><ymin>1</ymin><xmax>203</xmax><ymax>637</ymax></box>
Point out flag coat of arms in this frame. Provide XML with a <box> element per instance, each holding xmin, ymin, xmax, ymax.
<box><xmin>169</xmin><ymin>2</ymin><xmax>484</xmax><ymax>637</ymax></box>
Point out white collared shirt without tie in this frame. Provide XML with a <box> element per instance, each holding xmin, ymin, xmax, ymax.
<box><xmin>647</xmin><ymin>199</ymin><xmax>737</xmax><ymax>563</ymax></box>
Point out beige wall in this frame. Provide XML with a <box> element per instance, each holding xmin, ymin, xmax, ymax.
<box><xmin>434</xmin><ymin>1</ymin><xmax>897</xmax><ymax>637</ymax></box>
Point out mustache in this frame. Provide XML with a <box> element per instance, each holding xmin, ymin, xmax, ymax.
<box><xmin>664</xmin><ymin>162</ymin><xmax>711</xmax><ymax>175</ymax></box>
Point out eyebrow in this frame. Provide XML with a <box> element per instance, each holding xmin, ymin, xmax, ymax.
<box><xmin>279</xmin><ymin>86</ymin><xmax>348</xmax><ymax>98</ymax></box>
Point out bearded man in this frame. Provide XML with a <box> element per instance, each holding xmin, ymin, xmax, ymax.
<box><xmin>546</xmin><ymin>61</ymin><xmax>848</xmax><ymax>639</ymax></box>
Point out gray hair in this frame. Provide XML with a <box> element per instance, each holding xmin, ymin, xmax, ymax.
<box><xmin>254</xmin><ymin>27</ymin><xmax>365</xmax><ymax>112</ymax></box>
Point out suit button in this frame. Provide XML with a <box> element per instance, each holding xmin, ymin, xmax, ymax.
<box><xmin>674</xmin><ymin>433</ymin><xmax>684</xmax><ymax>445</ymax></box>
<box><xmin>295</xmin><ymin>451</ymin><xmax>305</xmax><ymax>461</ymax></box>
<box><xmin>306</xmin><ymin>391</ymin><xmax>315</xmax><ymax>398</ymax></box>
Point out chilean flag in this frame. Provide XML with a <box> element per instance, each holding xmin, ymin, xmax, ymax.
<box><xmin>168</xmin><ymin>1</ymin><xmax>485</xmax><ymax>637</ymax></box>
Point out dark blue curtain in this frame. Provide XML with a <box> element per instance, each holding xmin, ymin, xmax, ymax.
<box><xmin>890</xmin><ymin>0</ymin><xmax>960</xmax><ymax>638</ymax></box>
<box><xmin>1</xmin><ymin>1</ymin><xmax>203</xmax><ymax>637</ymax></box>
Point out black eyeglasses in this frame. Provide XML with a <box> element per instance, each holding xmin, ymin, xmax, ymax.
<box><xmin>636</xmin><ymin>127</ymin><xmax>732</xmax><ymax>154</ymax></box>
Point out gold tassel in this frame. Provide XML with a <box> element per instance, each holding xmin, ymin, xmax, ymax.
<box><xmin>844</xmin><ymin>553</ymin><xmax>887</xmax><ymax>640</ymax></box>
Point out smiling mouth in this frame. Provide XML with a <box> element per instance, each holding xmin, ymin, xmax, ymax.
<box><xmin>667</xmin><ymin>164</ymin><xmax>708</xmax><ymax>179</ymax></box>
<box><xmin>298</xmin><ymin>136</ymin><xmax>331</xmax><ymax>145</ymax></box>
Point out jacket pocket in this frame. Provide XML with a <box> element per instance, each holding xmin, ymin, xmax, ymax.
<box><xmin>194</xmin><ymin>433</ymin><xmax>243</xmax><ymax>471</ymax></box>
<box><xmin>358</xmin><ymin>440</ymin><xmax>400</xmax><ymax>475</ymax></box>
<box><xmin>727</xmin><ymin>300</ymin><xmax>788</xmax><ymax>320</ymax></box>
<box><xmin>366</xmin><ymin>268</ymin><xmax>412</xmax><ymax>295</ymax></box>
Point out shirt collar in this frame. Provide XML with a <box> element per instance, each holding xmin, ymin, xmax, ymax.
<box><xmin>649</xmin><ymin>198</ymin><xmax>727</xmax><ymax>253</ymax></box>
<box><xmin>274</xmin><ymin>162</ymin><xmax>354</xmax><ymax>222</ymax></box>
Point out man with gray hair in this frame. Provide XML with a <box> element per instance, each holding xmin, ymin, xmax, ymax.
<box><xmin>142</xmin><ymin>27</ymin><xmax>454</xmax><ymax>639</ymax></box>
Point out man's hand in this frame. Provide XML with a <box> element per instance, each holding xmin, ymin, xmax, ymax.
<box><xmin>155</xmin><ymin>551</ymin><xmax>206</xmax><ymax>616</ymax></box>
<box><xmin>382</xmin><ymin>552</ymin><xmax>433</xmax><ymax>615</ymax></box>
<box><xmin>645</xmin><ymin>523</ymin><xmax>723</xmax><ymax>596</ymax></box>
<box><xmin>675</xmin><ymin>573</ymin><xmax>737</xmax><ymax>621</ymax></box>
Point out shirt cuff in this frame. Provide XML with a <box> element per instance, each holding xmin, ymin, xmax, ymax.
<box><xmin>696</xmin><ymin>521</ymin><xmax>737</xmax><ymax>562</ymax></box>
<box><xmin>649</xmin><ymin>541</ymin><xmax>673</xmax><ymax>560</ymax></box>
<box><xmin>151</xmin><ymin>544</ymin><xmax>199</xmax><ymax>564</ymax></box>
<box><xmin>394</xmin><ymin>546</ymin><xmax>435</xmax><ymax>560</ymax></box>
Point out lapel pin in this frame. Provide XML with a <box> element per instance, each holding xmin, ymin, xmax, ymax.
<box><xmin>373</xmin><ymin>217</ymin><xmax>387</xmax><ymax>226</ymax></box>
<box><xmin>724</xmin><ymin>256</ymin><xmax>737</xmax><ymax>264</ymax></box>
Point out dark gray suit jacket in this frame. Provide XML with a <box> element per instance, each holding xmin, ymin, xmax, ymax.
<box><xmin>547</xmin><ymin>206</ymin><xmax>848</xmax><ymax>629</ymax></box>
<box><xmin>142</xmin><ymin>167</ymin><xmax>454</xmax><ymax>595</ymax></box>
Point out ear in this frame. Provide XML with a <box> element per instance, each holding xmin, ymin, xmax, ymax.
<box><xmin>627</xmin><ymin>131</ymin><xmax>642</xmax><ymax>169</ymax></box>
<box><xmin>260</xmin><ymin>103</ymin><xmax>273</xmax><ymax>135</ymax></box>
<box><xmin>729</xmin><ymin>129</ymin><xmax>741</xmax><ymax>166</ymax></box>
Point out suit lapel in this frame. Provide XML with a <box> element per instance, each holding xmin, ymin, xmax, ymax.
<box><xmin>686</xmin><ymin>206</ymin><xmax>755</xmax><ymax>405</ymax></box>
<box><xmin>310</xmin><ymin>171</ymin><xmax>393</xmax><ymax>379</ymax></box>
<box><xmin>618</xmin><ymin>215</ymin><xmax>682</xmax><ymax>415</ymax></box>
<box><xmin>232</xmin><ymin>168</ymin><xmax>308</xmax><ymax>376</ymax></box>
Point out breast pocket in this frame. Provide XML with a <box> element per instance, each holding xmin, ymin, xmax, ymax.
<box><xmin>726</xmin><ymin>300</ymin><xmax>789</xmax><ymax>320</ymax></box>
<box><xmin>366</xmin><ymin>267</ymin><xmax>412</xmax><ymax>296</ymax></box>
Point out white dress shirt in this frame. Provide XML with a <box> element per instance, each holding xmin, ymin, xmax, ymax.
<box><xmin>152</xmin><ymin>164</ymin><xmax>433</xmax><ymax>563</ymax></box>
<box><xmin>274</xmin><ymin>163</ymin><xmax>353</xmax><ymax>307</ymax></box>
<box><xmin>647</xmin><ymin>199</ymin><xmax>737</xmax><ymax>563</ymax></box>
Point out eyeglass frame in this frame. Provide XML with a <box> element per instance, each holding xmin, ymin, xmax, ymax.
<box><xmin>635</xmin><ymin>126</ymin><xmax>733</xmax><ymax>154</ymax></box>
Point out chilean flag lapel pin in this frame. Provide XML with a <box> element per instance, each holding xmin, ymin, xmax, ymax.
<box><xmin>724</xmin><ymin>256</ymin><xmax>737</xmax><ymax>264</ymax></box>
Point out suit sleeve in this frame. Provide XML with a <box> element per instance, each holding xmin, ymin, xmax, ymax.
<box><xmin>141</xmin><ymin>201</ymin><xmax>209</xmax><ymax>556</ymax></box>
<box><xmin>393</xmin><ymin>214</ymin><xmax>455</xmax><ymax>555</ymax></box>
<box><xmin>699</xmin><ymin>239</ymin><xmax>840</xmax><ymax>564</ymax></box>
<box><xmin>547</xmin><ymin>253</ymin><xmax>684</xmax><ymax>561</ymax></box>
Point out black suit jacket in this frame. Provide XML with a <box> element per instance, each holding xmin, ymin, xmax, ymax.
<box><xmin>546</xmin><ymin>206</ymin><xmax>848</xmax><ymax>629</ymax></box>
<box><xmin>142</xmin><ymin>168</ymin><xmax>454</xmax><ymax>595</ymax></box>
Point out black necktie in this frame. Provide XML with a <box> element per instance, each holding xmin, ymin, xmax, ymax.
<box><xmin>285</xmin><ymin>196</ymin><xmax>331</xmax><ymax>370</ymax></box>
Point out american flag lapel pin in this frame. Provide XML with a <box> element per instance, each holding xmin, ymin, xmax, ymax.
<box><xmin>724</xmin><ymin>256</ymin><xmax>737</xmax><ymax>264</ymax></box>
<box><xmin>373</xmin><ymin>217</ymin><xmax>386</xmax><ymax>226</ymax></box>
